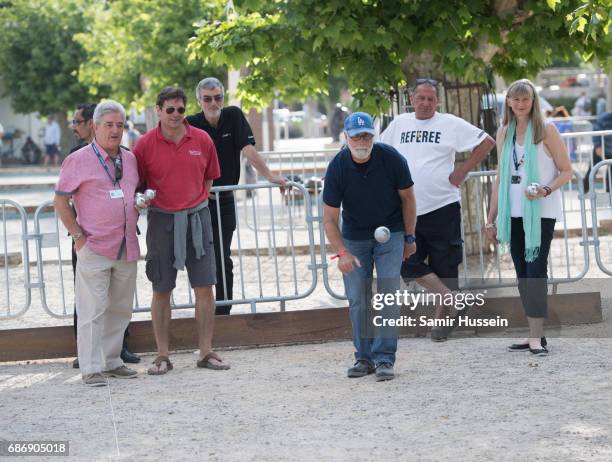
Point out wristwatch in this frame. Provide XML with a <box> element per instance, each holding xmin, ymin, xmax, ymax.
<box><xmin>404</xmin><ymin>234</ymin><xmax>416</xmax><ymax>244</ymax></box>
<box><xmin>71</xmin><ymin>231</ymin><xmax>83</xmax><ymax>241</ymax></box>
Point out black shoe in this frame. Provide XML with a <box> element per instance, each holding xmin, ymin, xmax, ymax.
<box><xmin>375</xmin><ymin>362</ymin><xmax>395</xmax><ymax>381</ymax></box>
<box><xmin>120</xmin><ymin>348</ymin><xmax>141</xmax><ymax>364</ymax></box>
<box><xmin>529</xmin><ymin>345</ymin><xmax>549</xmax><ymax>357</ymax></box>
<box><xmin>431</xmin><ymin>325</ymin><xmax>452</xmax><ymax>342</ymax></box>
<box><xmin>72</xmin><ymin>357</ymin><xmax>79</xmax><ymax>369</ymax></box>
<box><xmin>507</xmin><ymin>337</ymin><xmax>547</xmax><ymax>352</ymax></box>
<box><xmin>347</xmin><ymin>360</ymin><xmax>375</xmax><ymax>378</ymax></box>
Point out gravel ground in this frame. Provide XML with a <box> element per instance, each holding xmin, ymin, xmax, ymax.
<box><xmin>1</xmin><ymin>306</ymin><xmax>612</xmax><ymax>461</ymax></box>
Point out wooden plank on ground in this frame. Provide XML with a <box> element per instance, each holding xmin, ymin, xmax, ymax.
<box><xmin>0</xmin><ymin>292</ymin><xmax>602</xmax><ymax>362</ymax></box>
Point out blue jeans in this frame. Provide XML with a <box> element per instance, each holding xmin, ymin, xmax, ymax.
<box><xmin>342</xmin><ymin>232</ymin><xmax>404</xmax><ymax>365</ymax></box>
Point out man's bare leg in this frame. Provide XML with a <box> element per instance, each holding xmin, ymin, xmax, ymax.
<box><xmin>150</xmin><ymin>291</ymin><xmax>171</xmax><ymax>370</ymax></box>
<box><xmin>416</xmin><ymin>272</ymin><xmax>452</xmax><ymax>319</ymax></box>
<box><xmin>194</xmin><ymin>286</ymin><xmax>228</xmax><ymax>367</ymax></box>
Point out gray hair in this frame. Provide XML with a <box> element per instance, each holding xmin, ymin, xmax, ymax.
<box><xmin>195</xmin><ymin>77</ymin><xmax>224</xmax><ymax>101</ymax></box>
<box><xmin>93</xmin><ymin>100</ymin><xmax>126</xmax><ymax>125</ymax></box>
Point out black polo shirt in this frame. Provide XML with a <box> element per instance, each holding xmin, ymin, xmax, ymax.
<box><xmin>186</xmin><ymin>106</ymin><xmax>255</xmax><ymax>187</ymax></box>
<box><xmin>323</xmin><ymin>142</ymin><xmax>413</xmax><ymax>240</ymax></box>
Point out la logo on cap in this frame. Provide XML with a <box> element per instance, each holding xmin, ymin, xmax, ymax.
<box><xmin>358</xmin><ymin>117</ymin><xmax>365</xmax><ymax>126</ymax></box>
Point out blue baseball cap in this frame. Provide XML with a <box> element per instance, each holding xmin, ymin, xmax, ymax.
<box><xmin>344</xmin><ymin>112</ymin><xmax>375</xmax><ymax>137</ymax></box>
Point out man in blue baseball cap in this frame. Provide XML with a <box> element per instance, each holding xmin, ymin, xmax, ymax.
<box><xmin>323</xmin><ymin>111</ymin><xmax>417</xmax><ymax>381</ymax></box>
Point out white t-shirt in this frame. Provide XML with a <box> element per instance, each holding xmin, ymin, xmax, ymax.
<box><xmin>44</xmin><ymin>121</ymin><xmax>60</xmax><ymax>145</ymax></box>
<box><xmin>380</xmin><ymin>112</ymin><xmax>488</xmax><ymax>215</ymax></box>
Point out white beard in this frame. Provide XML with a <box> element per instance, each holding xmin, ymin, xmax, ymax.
<box><xmin>350</xmin><ymin>145</ymin><xmax>372</xmax><ymax>160</ymax></box>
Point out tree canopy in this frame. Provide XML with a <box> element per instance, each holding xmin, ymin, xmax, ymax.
<box><xmin>76</xmin><ymin>0</ymin><xmax>227</xmax><ymax>113</ymax></box>
<box><xmin>189</xmin><ymin>0</ymin><xmax>611</xmax><ymax>112</ymax></box>
<box><xmin>0</xmin><ymin>0</ymin><xmax>94</xmax><ymax>115</ymax></box>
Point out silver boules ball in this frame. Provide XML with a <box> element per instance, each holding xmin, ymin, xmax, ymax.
<box><xmin>135</xmin><ymin>193</ymin><xmax>146</xmax><ymax>207</ymax></box>
<box><xmin>526</xmin><ymin>182</ymin><xmax>540</xmax><ymax>196</ymax></box>
<box><xmin>144</xmin><ymin>189</ymin><xmax>156</xmax><ymax>201</ymax></box>
<box><xmin>374</xmin><ymin>226</ymin><xmax>391</xmax><ymax>243</ymax></box>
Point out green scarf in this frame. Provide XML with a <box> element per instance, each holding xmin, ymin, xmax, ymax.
<box><xmin>496</xmin><ymin>120</ymin><xmax>541</xmax><ymax>262</ymax></box>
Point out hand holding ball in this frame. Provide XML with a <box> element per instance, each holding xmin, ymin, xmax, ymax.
<box><xmin>526</xmin><ymin>182</ymin><xmax>540</xmax><ymax>197</ymax></box>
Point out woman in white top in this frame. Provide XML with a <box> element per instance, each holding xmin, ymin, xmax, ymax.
<box><xmin>485</xmin><ymin>79</ymin><xmax>572</xmax><ymax>356</ymax></box>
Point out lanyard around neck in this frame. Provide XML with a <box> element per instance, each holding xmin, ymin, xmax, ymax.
<box><xmin>512</xmin><ymin>130</ymin><xmax>525</xmax><ymax>172</ymax></box>
<box><xmin>91</xmin><ymin>143</ymin><xmax>120</xmax><ymax>186</ymax></box>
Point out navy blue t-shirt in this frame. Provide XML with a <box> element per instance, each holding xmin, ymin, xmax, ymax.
<box><xmin>323</xmin><ymin>142</ymin><xmax>414</xmax><ymax>240</ymax></box>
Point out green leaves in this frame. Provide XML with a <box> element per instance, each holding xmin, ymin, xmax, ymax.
<box><xmin>188</xmin><ymin>0</ymin><xmax>610</xmax><ymax>112</ymax></box>
<box><xmin>1</xmin><ymin>0</ymin><xmax>608</xmax><ymax>117</ymax></box>
<box><xmin>75</xmin><ymin>0</ymin><xmax>226</xmax><ymax>113</ymax></box>
<box><xmin>0</xmin><ymin>0</ymin><xmax>92</xmax><ymax>114</ymax></box>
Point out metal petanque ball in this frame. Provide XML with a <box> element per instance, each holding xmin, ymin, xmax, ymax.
<box><xmin>374</xmin><ymin>226</ymin><xmax>391</xmax><ymax>243</ymax></box>
<box><xmin>526</xmin><ymin>182</ymin><xmax>540</xmax><ymax>196</ymax></box>
<box><xmin>144</xmin><ymin>189</ymin><xmax>156</xmax><ymax>201</ymax></box>
<box><xmin>135</xmin><ymin>193</ymin><xmax>147</xmax><ymax>208</ymax></box>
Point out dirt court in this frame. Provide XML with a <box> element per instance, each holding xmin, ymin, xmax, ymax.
<box><xmin>2</xmin><ymin>308</ymin><xmax>612</xmax><ymax>462</ymax></box>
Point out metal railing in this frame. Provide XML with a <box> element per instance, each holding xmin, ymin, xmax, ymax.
<box><xmin>0</xmin><ymin>199</ymin><xmax>32</xmax><ymax>319</ymax></box>
<box><xmin>1</xmin><ymin>160</ymin><xmax>611</xmax><ymax>322</ymax></box>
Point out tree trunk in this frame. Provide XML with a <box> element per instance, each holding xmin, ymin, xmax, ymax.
<box><xmin>56</xmin><ymin>111</ymin><xmax>74</xmax><ymax>162</ymax></box>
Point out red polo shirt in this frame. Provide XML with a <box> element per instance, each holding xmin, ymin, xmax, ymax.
<box><xmin>133</xmin><ymin>122</ymin><xmax>220</xmax><ymax>211</ymax></box>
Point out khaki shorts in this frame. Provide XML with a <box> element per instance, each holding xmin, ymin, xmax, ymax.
<box><xmin>145</xmin><ymin>207</ymin><xmax>216</xmax><ymax>293</ymax></box>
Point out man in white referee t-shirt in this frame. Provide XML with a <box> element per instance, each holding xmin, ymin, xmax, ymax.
<box><xmin>380</xmin><ymin>78</ymin><xmax>495</xmax><ymax>341</ymax></box>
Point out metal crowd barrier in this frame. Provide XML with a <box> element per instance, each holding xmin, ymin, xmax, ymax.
<box><xmin>560</xmin><ymin>129</ymin><xmax>611</xmax><ymax>211</ymax></box>
<box><xmin>1</xmin><ymin>182</ymin><xmax>320</xmax><ymax>320</ymax></box>
<box><xmin>207</xmin><ymin>182</ymin><xmax>319</xmax><ymax>312</ymax></box>
<box><xmin>589</xmin><ymin>159</ymin><xmax>612</xmax><ymax>276</ymax></box>
<box><xmin>459</xmin><ymin>170</ymin><xmax>592</xmax><ymax>290</ymax></box>
<box><xmin>1</xmin><ymin>160</ymin><xmax>611</xmax><ymax>322</ymax></box>
<box><xmin>242</xmin><ymin>149</ymin><xmax>335</xmax><ymax>232</ymax></box>
<box><xmin>0</xmin><ymin>199</ymin><xmax>32</xmax><ymax>319</ymax></box>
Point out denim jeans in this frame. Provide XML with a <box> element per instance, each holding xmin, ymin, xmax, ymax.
<box><xmin>342</xmin><ymin>231</ymin><xmax>404</xmax><ymax>365</ymax></box>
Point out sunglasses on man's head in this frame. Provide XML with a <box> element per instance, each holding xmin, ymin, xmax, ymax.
<box><xmin>415</xmin><ymin>78</ymin><xmax>438</xmax><ymax>87</ymax></box>
<box><xmin>201</xmin><ymin>94</ymin><xmax>224</xmax><ymax>103</ymax></box>
<box><xmin>164</xmin><ymin>106</ymin><xmax>186</xmax><ymax>114</ymax></box>
<box><xmin>114</xmin><ymin>156</ymin><xmax>123</xmax><ymax>182</ymax></box>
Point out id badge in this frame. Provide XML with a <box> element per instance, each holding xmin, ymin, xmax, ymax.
<box><xmin>109</xmin><ymin>189</ymin><xmax>124</xmax><ymax>199</ymax></box>
<box><xmin>511</xmin><ymin>175</ymin><xmax>521</xmax><ymax>185</ymax></box>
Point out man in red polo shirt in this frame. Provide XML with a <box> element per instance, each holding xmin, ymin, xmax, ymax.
<box><xmin>134</xmin><ymin>86</ymin><xmax>229</xmax><ymax>374</ymax></box>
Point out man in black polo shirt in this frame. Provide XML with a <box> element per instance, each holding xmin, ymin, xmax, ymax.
<box><xmin>323</xmin><ymin>112</ymin><xmax>417</xmax><ymax>381</ymax></box>
<box><xmin>67</xmin><ymin>103</ymin><xmax>140</xmax><ymax>368</ymax></box>
<box><xmin>186</xmin><ymin>77</ymin><xmax>286</xmax><ymax>315</ymax></box>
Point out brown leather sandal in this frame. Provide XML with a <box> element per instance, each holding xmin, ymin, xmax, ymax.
<box><xmin>196</xmin><ymin>351</ymin><xmax>230</xmax><ymax>370</ymax></box>
<box><xmin>147</xmin><ymin>355</ymin><xmax>173</xmax><ymax>375</ymax></box>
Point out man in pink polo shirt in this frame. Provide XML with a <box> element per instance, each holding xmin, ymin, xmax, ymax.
<box><xmin>134</xmin><ymin>86</ymin><xmax>227</xmax><ymax>375</ymax></box>
<box><xmin>54</xmin><ymin>100</ymin><xmax>141</xmax><ymax>387</ymax></box>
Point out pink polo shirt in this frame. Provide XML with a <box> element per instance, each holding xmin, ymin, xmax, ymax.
<box><xmin>55</xmin><ymin>141</ymin><xmax>140</xmax><ymax>262</ymax></box>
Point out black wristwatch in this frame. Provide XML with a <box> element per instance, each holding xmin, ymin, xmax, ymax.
<box><xmin>404</xmin><ymin>234</ymin><xmax>416</xmax><ymax>244</ymax></box>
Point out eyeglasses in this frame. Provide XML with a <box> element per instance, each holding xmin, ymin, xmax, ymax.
<box><xmin>349</xmin><ymin>133</ymin><xmax>374</xmax><ymax>141</ymax></box>
<box><xmin>200</xmin><ymin>94</ymin><xmax>224</xmax><ymax>103</ymax></box>
<box><xmin>164</xmin><ymin>106</ymin><xmax>186</xmax><ymax>114</ymax></box>
<box><xmin>71</xmin><ymin>119</ymin><xmax>87</xmax><ymax>126</ymax></box>
<box><xmin>414</xmin><ymin>78</ymin><xmax>438</xmax><ymax>87</ymax></box>
<box><xmin>114</xmin><ymin>156</ymin><xmax>123</xmax><ymax>182</ymax></box>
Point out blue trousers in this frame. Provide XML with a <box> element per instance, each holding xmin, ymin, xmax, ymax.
<box><xmin>342</xmin><ymin>232</ymin><xmax>404</xmax><ymax>365</ymax></box>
